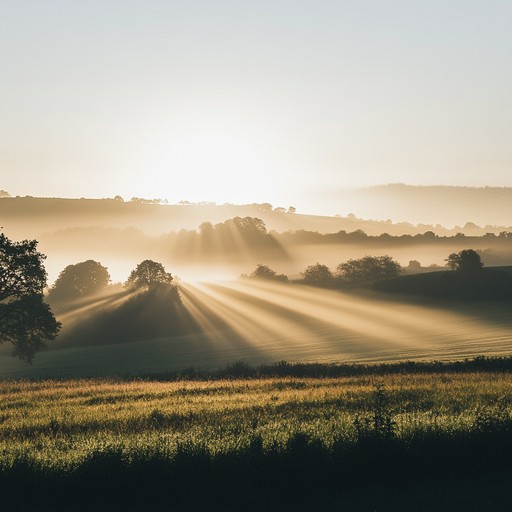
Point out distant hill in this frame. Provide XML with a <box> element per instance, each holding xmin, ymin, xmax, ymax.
<box><xmin>333</xmin><ymin>184</ymin><xmax>512</xmax><ymax>227</ymax></box>
<box><xmin>1</xmin><ymin>194</ymin><xmax>511</xmax><ymax>241</ymax></box>
<box><xmin>373</xmin><ymin>267</ymin><xmax>512</xmax><ymax>301</ymax></box>
<box><xmin>0</xmin><ymin>196</ymin><xmax>373</xmax><ymax>238</ymax></box>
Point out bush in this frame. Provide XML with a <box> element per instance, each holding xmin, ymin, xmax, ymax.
<box><xmin>249</xmin><ymin>264</ymin><xmax>288</xmax><ymax>282</ymax></box>
<box><xmin>353</xmin><ymin>384</ymin><xmax>396</xmax><ymax>442</ymax></box>
<box><xmin>337</xmin><ymin>255</ymin><xmax>401</xmax><ymax>283</ymax></box>
<box><xmin>300</xmin><ymin>263</ymin><xmax>334</xmax><ymax>287</ymax></box>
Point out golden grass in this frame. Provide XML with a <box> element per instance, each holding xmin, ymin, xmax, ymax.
<box><xmin>1</xmin><ymin>372</ymin><xmax>511</xmax><ymax>470</ymax></box>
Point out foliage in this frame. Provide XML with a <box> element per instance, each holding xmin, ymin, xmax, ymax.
<box><xmin>298</xmin><ymin>256</ymin><xmax>401</xmax><ymax>288</ymax></box>
<box><xmin>446</xmin><ymin>249</ymin><xmax>484</xmax><ymax>273</ymax></box>
<box><xmin>406</xmin><ymin>260</ymin><xmax>422</xmax><ymax>272</ymax></box>
<box><xmin>0</xmin><ymin>233</ymin><xmax>47</xmax><ymax>301</ymax></box>
<box><xmin>188</xmin><ymin>217</ymin><xmax>287</xmax><ymax>262</ymax></box>
<box><xmin>2</xmin><ymin>371</ymin><xmax>512</xmax><ymax>467</ymax></box>
<box><xmin>353</xmin><ymin>383</ymin><xmax>396</xmax><ymax>441</ymax></box>
<box><xmin>135</xmin><ymin>356</ymin><xmax>512</xmax><ymax>380</ymax></box>
<box><xmin>200</xmin><ymin>217</ymin><xmax>268</xmax><ymax>238</ymax></box>
<box><xmin>250</xmin><ymin>264</ymin><xmax>288</xmax><ymax>282</ymax></box>
<box><xmin>125</xmin><ymin>260</ymin><xmax>173</xmax><ymax>289</ymax></box>
<box><xmin>48</xmin><ymin>260</ymin><xmax>110</xmax><ymax>302</ymax></box>
<box><xmin>0</xmin><ymin>232</ymin><xmax>60</xmax><ymax>361</ymax></box>
<box><xmin>230</xmin><ymin>216</ymin><xmax>267</xmax><ymax>235</ymax></box>
<box><xmin>1</xmin><ymin>295</ymin><xmax>60</xmax><ymax>362</ymax></box>
<box><xmin>2</xmin><ymin>371</ymin><xmax>512</xmax><ymax>509</ymax></box>
<box><xmin>474</xmin><ymin>400</ymin><xmax>512</xmax><ymax>434</ymax></box>
<box><xmin>337</xmin><ymin>255</ymin><xmax>402</xmax><ymax>283</ymax></box>
<box><xmin>300</xmin><ymin>263</ymin><xmax>334</xmax><ymax>287</ymax></box>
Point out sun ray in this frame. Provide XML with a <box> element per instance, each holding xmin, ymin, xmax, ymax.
<box><xmin>56</xmin><ymin>289</ymin><xmax>139</xmax><ymax>327</ymax></box>
<box><xmin>178</xmin><ymin>278</ymin><xmax>512</xmax><ymax>363</ymax></box>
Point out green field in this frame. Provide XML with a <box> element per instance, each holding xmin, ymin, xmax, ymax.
<box><xmin>0</xmin><ymin>372</ymin><xmax>509</xmax><ymax>466</ymax></box>
<box><xmin>2</xmin><ymin>280</ymin><xmax>512</xmax><ymax>380</ymax></box>
<box><xmin>2</xmin><ymin>369</ymin><xmax>512</xmax><ymax>510</ymax></box>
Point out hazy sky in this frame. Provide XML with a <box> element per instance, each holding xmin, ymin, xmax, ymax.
<box><xmin>1</xmin><ymin>1</ymin><xmax>511</xmax><ymax>213</ymax></box>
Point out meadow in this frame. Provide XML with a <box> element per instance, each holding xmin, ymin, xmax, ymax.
<box><xmin>2</xmin><ymin>278</ymin><xmax>512</xmax><ymax>380</ymax></box>
<box><xmin>2</xmin><ymin>366</ymin><xmax>512</xmax><ymax>511</ymax></box>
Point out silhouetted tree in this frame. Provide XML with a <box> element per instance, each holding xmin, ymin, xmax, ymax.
<box><xmin>346</xmin><ymin>229</ymin><xmax>368</xmax><ymax>241</ymax></box>
<box><xmin>336</xmin><ymin>256</ymin><xmax>401</xmax><ymax>283</ymax></box>
<box><xmin>234</xmin><ymin>217</ymin><xmax>267</xmax><ymax>235</ymax></box>
<box><xmin>125</xmin><ymin>260</ymin><xmax>174</xmax><ymax>289</ymax></box>
<box><xmin>199</xmin><ymin>222</ymin><xmax>214</xmax><ymax>235</ymax></box>
<box><xmin>301</xmin><ymin>263</ymin><xmax>334</xmax><ymax>287</ymax></box>
<box><xmin>60</xmin><ymin>278</ymin><xmax>184</xmax><ymax>346</ymax></box>
<box><xmin>407</xmin><ymin>260</ymin><xmax>422</xmax><ymax>272</ymax></box>
<box><xmin>0</xmin><ymin>232</ymin><xmax>60</xmax><ymax>361</ymax></box>
<box><xmin>446</xmin><ymin>249</ymin><xmax>483</xmax><ymax>274</ymax></box>
<box><xmin>48</xmin><ymin>260</ymin><xmax>110</xmax><ymax>302</ymax></box>
<box><xmin>250</xmin><ymin>264</ymin><xmax>288</xmax><ymax>282</ymax></box>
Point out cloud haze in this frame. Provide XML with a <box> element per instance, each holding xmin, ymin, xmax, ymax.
<box><xmin>1</xmin><ymin>1</ymin><xmax>511</xmax><ymax>212</ymax></box>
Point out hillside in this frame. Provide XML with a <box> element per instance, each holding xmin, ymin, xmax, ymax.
<box><xmin>373</xmin><ymin>266</ymin><xmax>512</xmax><ymax>301</ymax></box>
<box><xmin>0</xmin><ymin>196</ymin><xmax>387</xmax><ymax>239</ymax></box>
<box><xmin>332</xmin><ymin>184</ymin><xmax>512</xmax><ymax>227</ymax></box>
<box><xmin>2</xmin><ymin>194</ymin><xmax>512</xmax><ymax>242</ymax></box>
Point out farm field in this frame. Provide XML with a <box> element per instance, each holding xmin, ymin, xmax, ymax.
<box><xmin>1</xmin><ymin>281</ymin><xmax>512</xmax><ymax>379</ymax></box>
<box><xmin>4</xmin><ymin>0</ymin><xmax>512</xmax><ymax>509</ymax></box>
<box><xmin>2</xmin><ymin>369</ymin><xmax>512</xmax><ymax>511</ymax></box>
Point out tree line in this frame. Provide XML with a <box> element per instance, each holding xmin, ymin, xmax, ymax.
<box><xmin>248</xmin><ymin>249</ymin><xmax>486</xmax><ymax>288</ymax></box>
<box><xmin>249</xmin><ymin>256</ymin><xmax>401</xmax><ymax>288</ymax></box>
<box><xmin>276</xmin><ymin>228</ymin><xmax>512</xmax><ymax>245</ymax></box>
<box><xmin>47</xmin><ymin>259</ymin><xmax>177</xmax><ymax>303</ymax></box>
<box><xmin>0</xmin><ymin>225</ymin><xmax>501</xmax><ymax>362</ymax></box>
<box><xmin>249</xmin><ymin>250</ymin><xmax>512</xmax><ymax>301</ymax></box>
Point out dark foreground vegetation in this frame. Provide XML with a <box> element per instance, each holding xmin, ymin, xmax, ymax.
<box><xmin>4</xmin><ymin>430</ymin><xmax>512</xmax><ymax>511</ymax></box>
<box><xmin>135</xmin><ymin>355</ymin><xmax>512</xmax><ymax>380</ymax></box>
<box><xmin>2</xmin><ymin>360</ymin><xmax>512</xmax><ymax>511</ymax></box>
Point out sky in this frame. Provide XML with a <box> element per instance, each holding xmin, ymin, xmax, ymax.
<box><xmin>1</xmin><ymin>1</ymin><xmax>511</xmax><ymax>214</ymax></box>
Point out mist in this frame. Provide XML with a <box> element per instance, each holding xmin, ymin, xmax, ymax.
<box><xmin>1</xmin><ymin>192</ymin><xmax>512</xmax><ymax>378</ymax></box>
<box><xmin>327</xmin><ymin>185</ymin><xmax>512</xmax><ymax>227</ymax></box>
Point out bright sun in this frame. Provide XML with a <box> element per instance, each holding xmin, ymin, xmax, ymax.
<box><xmin>138</xmin><ymin>110</ymin><xmax>286</xmax><ymax>204</ymax></box>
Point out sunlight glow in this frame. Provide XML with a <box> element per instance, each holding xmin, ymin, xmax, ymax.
<box><xmin>178</xmin><ymin>279</ymin><xmax>512</xmax><ymax>363</ymax></box>
<box><xmin>145</xmin><ymin>116</ymin><xmax>285</xmax><ymax>205</ymax></box>
<box><xmin>56</xmin><ymin>289</ymin><xmax>139</xmax><ymax>329</ymax></box>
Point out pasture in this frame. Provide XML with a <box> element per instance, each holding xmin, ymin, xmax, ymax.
<box><xmin>1</xmin><ymin>280</ymin><xmax>512</xmax><ymax>379</ymax></box>
<box><xmin>2</xmin><ymin>370</ymin><xmax>512</xmax><ymax>510</ymax></box>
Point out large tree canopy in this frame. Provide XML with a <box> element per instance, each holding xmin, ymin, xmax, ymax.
<box><xmin>0</xmin><ymin>233</ymin><xmax>47</xmax><ymax>301</ymax></box>
<box><xmin>0</xmin><ymin>233</ymin><xmax>60</xmax><ymax>361</ymax></box>
<box><xmin>337</xmin><ymin>255</ymin><xmax>402</xmax><ymax>283</ymax></box>
<box><xmin>301</xmin><ymin>263</ymin><xmax>334</xmax><ymax>287</ymax></box>
<box><xmin>125</xmin><ymin>260</ymin><xmax>174</xmax><ymax>289</ymax></box>
<box><xmin>446</xmin><ymin>249</ymin><xmax>483</xmax><ymax>274</ymax></box>
<box><xmin>48</xmin><ymin>260</ymin><xmax>110</xmax><ymax>302</ymax></box>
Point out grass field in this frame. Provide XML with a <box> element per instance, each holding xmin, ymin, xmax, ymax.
<box><xmin>2</xmin><ymin>369</ymin><xmax>512</xmax><ymax>510</ymax></box>
<box><xmin>1</xmin><ymin>280</ymin><xmax>512</xmax><ymax>380</ymax></box>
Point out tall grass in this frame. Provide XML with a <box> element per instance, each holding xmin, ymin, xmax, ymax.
<box><xmin>1</xmin><ymin>371</ymin><xmax>512</xmax><ymax>510</ymax></box>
